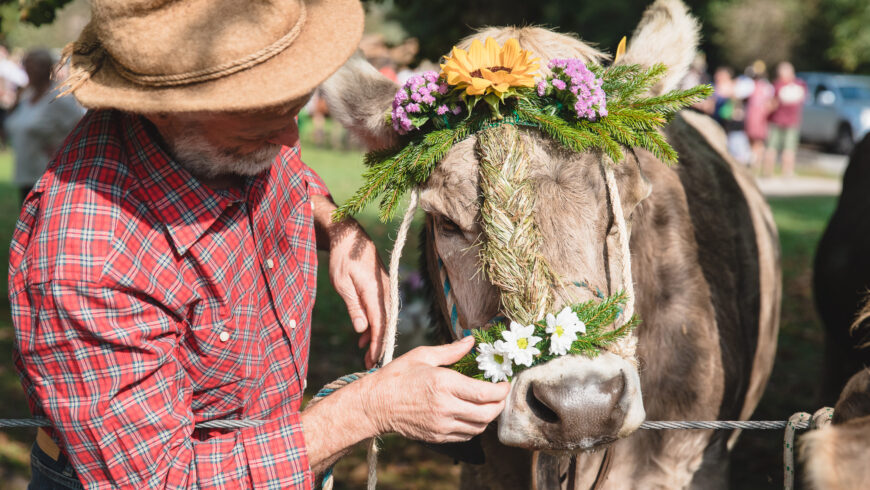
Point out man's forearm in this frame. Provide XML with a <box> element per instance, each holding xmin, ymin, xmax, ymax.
<box><xmin>311</xmin><ymin>194</ymin><xmax>340</xmax><ymax>251</ymax></box>
<box><xmin>300</xmin><ymin>374</ymin><xmax>381</xmax><ymax>474</ymax></box>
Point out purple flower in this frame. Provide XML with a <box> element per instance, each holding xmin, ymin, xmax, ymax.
<box><xmin>406</xmin><ymin>103</ymin><xmax>421</xmax><ymax>113</ymax></box>
<box><xmin>426</xmin><ymin>82</ymin><xmax>439</xmax><ymax>92</ymax></box>
<box><xmin>543</xmin><ymin>58</ymin><xmax>607</xmax><ymax>121</ymax></box>
<box><xmin>423</xmin><ymin>71</ymin><xmax>439</xmax><ymax>83</ymax></box>
<box><xmin>409</xmin><ymin>75</ymin><xmax>424</xmax><ymax>89</ymax></box>
<box><xmin>394</xmin><ymin>90</ymin><xmax>408</xmax><ymax>103</ymax></box>
<box><xmin>536</xmin><ymin>80</ymin><xmax>547</xmax><ymax>96</ymax></box>
<box><xmin>437</xmin><ymin>104</ymin><xmax>449</xmax><ymax>115</ymax></box>
<box><xmin>411</xmin><ymin>92</ymin><xmax>423</xmax><ymax>103</ymax></box>
<box><xmin>422</xmin><ymin>94</ymin><xmax>437</xmax><ymax>105</ymax></box>
<box><xmin>452</xmin><ymin>105</ymin><xmax>463</xmax><ymax>115</ymax></box>
<box><xmin>437</xmin><ymin>83</ymin><xmax>449</xmax><ymax>95</ymax></box>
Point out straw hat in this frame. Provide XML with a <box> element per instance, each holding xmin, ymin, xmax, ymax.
<box><xmin>62</xmin><ymin>0</ymin><xmax>364</xmax><ymax>113</ymax></box>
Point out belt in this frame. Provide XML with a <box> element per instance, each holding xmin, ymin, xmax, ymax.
<box><xmin>36</xmin><ymin>428</ymin><xmax>61</xmax><ymax>461</ymax></box>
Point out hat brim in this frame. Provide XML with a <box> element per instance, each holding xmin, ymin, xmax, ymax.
<box><xmin>70</xmin><ymin>0</ymin><xmax>364</xmax><ymax>113</ymax></box>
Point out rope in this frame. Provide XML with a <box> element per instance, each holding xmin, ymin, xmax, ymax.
<box><xmin>602</xmin><ymin>162</ymin><xmax>637</xmax><ymax>361</ymax></box>
<box><xmin>783</xmin><ymin>407</ymin><xmax>833</xmax><ymax>490</ymax></box>
<box><xmin>0</xmin><ymin>416</ymin><xmax>823</xmax><ymax>431</ymax></box>
<box><xmin>0</xmin><ymin>411</ymin><xmax>835</xmax><ymax>490</ymax></box>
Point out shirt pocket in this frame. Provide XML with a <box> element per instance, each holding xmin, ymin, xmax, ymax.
<box><xmin>182</xmin><ymin>312</ymin><xmax>264</xmax><ymax>415</ymax></box>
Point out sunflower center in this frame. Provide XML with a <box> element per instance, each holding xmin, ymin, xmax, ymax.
<box><xmin>470</xmin><ymin>66</ymin><xmax>512</xmax><ymax>78</ymax></box>
<box><xmin>517</xmin><ymin>338</ymin><xmax>528</xmax><ymax>349</ymax></box>
<box><xmin>494</xmin><ymin>354</ymin><xmax>505</xmax><ymax>364</ymax></box>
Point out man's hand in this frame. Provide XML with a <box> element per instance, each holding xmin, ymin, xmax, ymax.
<box><xmin>311</xmin><ymin>195</ymin><xmax>389</xmax><ymax>368</ymax></box>
<box><xmin>362</xmin><ymin>336</ymin><xmax>511</xmax><ymax>443</ymax></box>
<box><xmin>300</xmin><ymin>337</ymin><xmax>510</xmax><ymax>472</ymax></box>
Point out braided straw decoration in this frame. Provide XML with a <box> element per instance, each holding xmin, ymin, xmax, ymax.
<box><xmin>477</xmin><ymin>125</ymin><xmax>555</xmax><ymax>325</ymax></box>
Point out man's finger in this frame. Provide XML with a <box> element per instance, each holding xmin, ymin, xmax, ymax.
<box><xmin>336</xmin><ymin>283</ymin><xmax>369</xmax><ymax>334</ymax></box>
<box><xmin>411</xmin><ymin>336</ymin><xmax>475</xmax><ymax>366</ymax></box>
<box><xmin>449</xmin><ymin>399</ymin><xmax>506</xmax><ymax>424</ymax></box>
<box><xmin>449</xmin><ymin>375</ymin><xmax>511</xmax><ymax>403</ymax></box>
<box><xmin>358</xmin><ymin>330</ymin><xmax>371</xmax><ymax>349</ymax></box>
<box><xmin>358</xmin><ymin>273</ymin><xmax>385</xmax><ymax>361</ymax></box>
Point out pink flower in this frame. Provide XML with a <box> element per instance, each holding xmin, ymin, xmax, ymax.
<box><xmin>552</xmin><ymin>79</ymin><xmax>566</xmax><ymax>90</ymax></box>
<box><xmin>437</xmin><ymin>104</ymin><xmax>449</xmax><ymax>115</ymax></box>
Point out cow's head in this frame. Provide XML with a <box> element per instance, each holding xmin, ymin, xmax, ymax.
<box><xmin>323</xmin><ymin>0</ymin><xmax>700</xmax><ymax>451</ymax></box>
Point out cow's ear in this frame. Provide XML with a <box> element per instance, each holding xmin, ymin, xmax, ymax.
<box><xmin>615</xmin><ymin>0</ymin><xmax>700</xmax><ymax>96</ymax></box>
<box><xmin>319</xmin><ymin>53</ymin><xmax>400</xmax><ymax>151</ymax></box>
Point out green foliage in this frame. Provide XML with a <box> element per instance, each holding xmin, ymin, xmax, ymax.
<box><xmin>334</xmin><ymin>62</ymin><xmax>711</xmax><ymax>222</ymax></box>
<box><xmin>450</xmin><ymin>292</ymin><xmax>639</xmax><ymax>381</ymax></box>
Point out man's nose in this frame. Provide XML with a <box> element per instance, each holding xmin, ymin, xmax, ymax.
<box><xmin>267</xmin><ymin>117</ymin><xmax>300</xmax><ymax>147</ymax></box>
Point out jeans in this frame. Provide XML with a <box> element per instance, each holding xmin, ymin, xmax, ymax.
<box><xmin>29</xmin><ymin>443</ymin><xmax>83</xmax><ymax>490</ymax></box>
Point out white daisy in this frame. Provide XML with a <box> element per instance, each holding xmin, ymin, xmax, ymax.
<box><xmin>476</xmin><ymin>341</ymin><xmax>513</xmax><ymax>382</ymax></box>
<box><xmin>545</xmin><ymin>306</ymin><xmax>586</xmax><ymax>356</ymax></box>
<box><xmin>500</xmin><ymin>321</ymin><xmax>542</xmax><ymax>367</ymax></box>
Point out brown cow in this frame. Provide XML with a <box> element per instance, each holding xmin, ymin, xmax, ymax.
<box><xmin>322</xmin><ymin>1</ymin><xmax>781</xmax><ymax>487</ymax></box>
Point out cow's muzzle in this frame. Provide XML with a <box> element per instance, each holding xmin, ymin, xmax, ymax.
<box><xmin>497</xmin><ymin>353</ymin><xmax>645</xmax><ymax>451</ymax></box>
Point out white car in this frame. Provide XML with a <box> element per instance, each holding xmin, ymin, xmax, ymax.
<box><xmin>799</xmin><ymin>72</ymin><xmax>870</xmax><ymax>154</ymax></box>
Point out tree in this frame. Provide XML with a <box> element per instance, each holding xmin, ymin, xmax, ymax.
<box><xmin>708</xmin><ymin>0</ymin><xmax>804</xmax><ymax>72</ymax></box>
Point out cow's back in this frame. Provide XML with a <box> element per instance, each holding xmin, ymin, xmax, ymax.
<box><xmin>667</xmin><ymin>110</ymin><xmax>781</xmax><ymax>429</ymax></box>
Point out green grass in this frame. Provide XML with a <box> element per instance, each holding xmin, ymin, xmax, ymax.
<box><xmin>0</xmin><ymin>144</ymin><xmax>842</xmax><ymax>488</ymax></box>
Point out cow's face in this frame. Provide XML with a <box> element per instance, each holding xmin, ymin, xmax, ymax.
<box><xmin>321</xmin><ymin>8</ymin><xmax>699</xmax><ymax>452</ymax></box>
<box><xmin>419</xmin><ymin>128</ymin><xmax>650</xmax><ymax>450</ymax></box>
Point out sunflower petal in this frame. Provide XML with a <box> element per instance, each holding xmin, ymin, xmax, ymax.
<box><xmin>484</xmin><ymin>37</ymin><xmax>500</xmax><ymax>67</ymax></box>
<box><xmin>450</xmin><ymin>47</ymin><xmax>473</xmax><ymax>73</ymax></box>
<box><xmin>468</xmin><ymin>39</ymin><xmax>486</xmax><ymax>68</ymax></box>
<box><xmin>467</xmin><ymin>76</ymin><xmax>492</xmax><ymax>95</ymax></box>
<box><xmin>500</xmin><ymin>38</ymin><xmax>521</xmax><ymax>68</ymax></box>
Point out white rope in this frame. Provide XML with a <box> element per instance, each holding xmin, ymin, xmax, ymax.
<box><xmin>363</xmin><ymin>188</ymin><xmax>420</xmax><ymax>490</ymax></box>
<box><xmin>602</xmin><ymin>163</ymin><xmax>638</xmax><ymax>360</ymax></box>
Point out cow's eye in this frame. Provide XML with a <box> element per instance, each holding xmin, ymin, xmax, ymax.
<box><xmin>438</xmin><ymin>216</ymin><xmax>462</xmax><ymax>236</ymax></box>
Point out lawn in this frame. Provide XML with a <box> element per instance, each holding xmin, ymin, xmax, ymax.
<box><xmin>0</xmin><ymin>144</ymin><xmax>839</xmax><ymax>489</ymax></box>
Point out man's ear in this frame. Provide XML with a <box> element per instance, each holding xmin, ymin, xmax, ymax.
<box><xmin>319</xmin><ymin>53</ymin><xmax>400</xmax><ymax>151</ymax></box>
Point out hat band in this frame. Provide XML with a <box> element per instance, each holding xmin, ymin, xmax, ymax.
<box><xmin>113</xmin><ymin>2</ymin><xmax>307</xmax><ymax>88</ymax></box>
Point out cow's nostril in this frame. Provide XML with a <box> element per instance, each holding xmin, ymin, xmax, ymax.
<box><xmin>527</xmin><ymin>382</ymin><xmax>560</xmax><ymax>423</ymax></box>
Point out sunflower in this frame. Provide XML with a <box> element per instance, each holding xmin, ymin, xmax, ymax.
<box><xmin>441</xmin><ymin>37</ymin><xmax>540</xmax><ymax>96</ymax></box>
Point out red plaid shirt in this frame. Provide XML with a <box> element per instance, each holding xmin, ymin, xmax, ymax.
<box><xmin>10</xmin><ymin>110</ymin><xmax>328</xmax><ymax>489</ymax></box>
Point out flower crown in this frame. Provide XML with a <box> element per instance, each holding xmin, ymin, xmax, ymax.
<box><xmin>332</xmin><ymin>37</ymin><xmax>713</xmax><ymax>222</ymax></box>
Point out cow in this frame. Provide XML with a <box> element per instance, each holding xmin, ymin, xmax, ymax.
<box><xmin>803</xmin><ymin>133</ymin><xmax>870</xmax><ymax>489</ymax></box>
<box><xmin>322</xmin><ymin>1</ymin><xmax>781</xmax><ymax>487</ymax></box>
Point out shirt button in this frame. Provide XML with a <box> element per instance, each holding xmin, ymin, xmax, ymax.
<box><xmin>219</xmin><ymin>331</ymin><xmax>230</xmax><ymax>342</ymax></box>
<box><xmin>265</xmin><ymin>258</ymin><xmax>275</xmax><ymax>269</ymax></box>
<box><xmin>289</xmin><ymin>319</ymin><xmax>297</xmax><ymax>329</ymax></box>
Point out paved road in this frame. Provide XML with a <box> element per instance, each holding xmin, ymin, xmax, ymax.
<box><xmin>753</xmin><ymin>146</ymin><xmax>846</xmax><ymax>197</ymax></box>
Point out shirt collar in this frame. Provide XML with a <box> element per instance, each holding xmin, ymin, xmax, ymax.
<box><xmin>122</xmin><ymin>112</ymin><xmax>255</xmax><ymax>256</ymax></box>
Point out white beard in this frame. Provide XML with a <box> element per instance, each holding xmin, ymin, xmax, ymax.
<box><xmin>164</xmin><ymin>129</ymin><xmax>282</xmax><ymax>179</ymax></box>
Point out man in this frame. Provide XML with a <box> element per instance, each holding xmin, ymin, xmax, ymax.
<box><xmin>11</xmin><ymin>1</ymin><xmax>509</xmax><ymax>488</ymax></box>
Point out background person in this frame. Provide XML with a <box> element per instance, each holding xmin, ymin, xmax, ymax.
<box><xmin>762</xmin><ymin>61</ymin><xmax>807</xmax><ymax>178</ymax></box>
<box><xmin>3</xmin><ymin>48</ymin><xmax>83</xmax><ymax>203</ymax></box>
<box><xmin>743</xmin><ymin>60</ymin><xmax>774</xmax><ymax>170</ymax></box>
